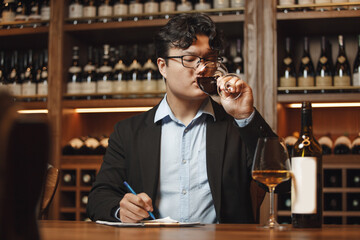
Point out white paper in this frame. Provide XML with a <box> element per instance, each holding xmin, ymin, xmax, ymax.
<box><xmin>96</xmin><ymin>217</ymin><xmax>201</xmax><ymax>227</ymax></box>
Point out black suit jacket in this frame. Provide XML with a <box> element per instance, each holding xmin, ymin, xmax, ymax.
<box><xmin>87</xmin><ymin>99</ymin><xmax>276</xmax><ymax>223</ymax></box>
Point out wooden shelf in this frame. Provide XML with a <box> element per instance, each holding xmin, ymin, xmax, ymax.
<box><xmin>61</xmin><ymin>155</ymin><xmax>103</xmax><ymax>165</ymax></box>
<box><xmin>277</xmin><ymin>93</ymin><xmax>360</xmax><ymax>103</ymax></box>
<box><xmin>0</xmin><ymin>24</ymin><xmax>49</xmax><ymax>36</ymax></box>
<box><xmin>278</xmin><ymin>211</ymin><xmax>360</xmax><ymax>217</ymax></box>
<box><xmin>16</xmin><ymin>101</ymin><xmax>48</xmax><ymax>110</ymax></box>
<box><xmin>277</xmin><ymin>9</ymin><xmax>360</xmax><ymax>20</ymax></box>
<box><xmin>62</xmin><ymin>97</ymin><xmax>162</xmax><ymax>108</ymax></box>
<box><xmin>60</xmin><ymin>208</ymin><xmax>77</xmax><ymax>213</ymax></box>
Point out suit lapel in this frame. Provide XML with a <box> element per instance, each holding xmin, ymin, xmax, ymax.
<box><xmin>138</xmin><ymin>107</ymin><xmax>161</xmax><ymax>202</ymax></box>
<box><xmin>206</xmin><ymin>100</ymin><xmax>228</xmax><ymax>218</ymax></box>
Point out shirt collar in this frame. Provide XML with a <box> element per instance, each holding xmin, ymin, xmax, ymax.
<box><xmin>154</xmin><ymin>94</ymin><xmax>216</xmax><ymax>124</ymax></box>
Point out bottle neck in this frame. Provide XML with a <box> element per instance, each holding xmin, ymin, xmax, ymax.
<box><xmin>300</xmin><ymin>106</ymin><xmax>314</xmax><ymax>137</ymax></box>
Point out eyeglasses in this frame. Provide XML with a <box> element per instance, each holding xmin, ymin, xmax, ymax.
<box><xmin>164</xmin><ymin>55</ymin><xmax>223</xmax><ymax>69</ymax></box>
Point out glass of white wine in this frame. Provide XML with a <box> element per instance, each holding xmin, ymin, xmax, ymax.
<box><xmin>252</xmin><ymin>137</ymin><xmax>291</xmax><ymax>229</ymax></box>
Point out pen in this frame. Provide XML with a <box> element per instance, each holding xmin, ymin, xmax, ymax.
<box><xmin>123</xmin><ymin>181</ymin><xmax>156</xmax><ymax>220</ymax></box>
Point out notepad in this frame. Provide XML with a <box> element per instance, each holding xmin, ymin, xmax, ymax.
<box><xmin>96</xmin><ymin>217</ymin><xmax>202</xmax><ymax>227</ymax></box>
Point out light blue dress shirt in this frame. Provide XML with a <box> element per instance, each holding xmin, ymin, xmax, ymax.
<box><xmin>115</xmin><ymin>96</ymin><xmax>254</xmax><ymax>223</ymax></box>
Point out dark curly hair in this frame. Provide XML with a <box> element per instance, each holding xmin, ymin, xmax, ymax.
<box><xmin>154</xmin><ymin>13</ymin><xmax>224</xmax><ymax>60</ymax></box>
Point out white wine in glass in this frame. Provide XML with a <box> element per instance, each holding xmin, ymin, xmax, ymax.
<box><xmin>252</xmin><ymin>137</ymin><xmax>291</xmax><ymax>229</ymax></box>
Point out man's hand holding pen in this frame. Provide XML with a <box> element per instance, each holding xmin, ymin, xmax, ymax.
<box><xmin>119</xmin><ymin>192</ymin><xmax>154</xmax><ymax>223</ymax></box>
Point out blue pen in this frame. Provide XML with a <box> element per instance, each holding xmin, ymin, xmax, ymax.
<box><xmin>123</xmin><ymin>181</ymin><xmax>156</xmax><ymax>220</ymax></box>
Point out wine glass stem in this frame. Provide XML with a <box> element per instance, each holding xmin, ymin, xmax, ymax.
<box><xmin>268</xmin><ymin>186</ymin><xmax>276</xmax><ymax>227</ymax></box>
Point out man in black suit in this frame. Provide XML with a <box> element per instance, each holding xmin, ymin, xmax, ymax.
<box><xmin>87</xmin><ymin>13</ymin><xmax>276</xmax><ymax>224</ymax></box>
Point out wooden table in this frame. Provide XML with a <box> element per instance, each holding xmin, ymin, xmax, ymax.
<box><xmin>39</xmin><ymin>220</ymin><xmax>360</xmax><ymax>240</ymax></box>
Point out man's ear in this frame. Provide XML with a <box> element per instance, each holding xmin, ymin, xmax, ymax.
<box><xmin>157</xmin><ymin>58</ymin><xmax>167</xmax><ymax>79</ymax></box>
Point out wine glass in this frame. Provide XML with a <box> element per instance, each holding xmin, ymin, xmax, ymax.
<box><xmin>252</xmin><ymin>137</ymin><xmax>291</xmax><ymax>229</ymax></box>
<box><xmin>196</xmin><ymin>61</ymin><xmax>243</xmax><ymax>99</ymax></box>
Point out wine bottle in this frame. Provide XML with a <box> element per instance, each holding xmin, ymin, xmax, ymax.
<box><xmin>315</xmin><ymin>0</ymin><xmax>331</xmax><ymax>11</ymax></box>
<box><xmin>351</xmin><ymin>134</ymin><xmax>360</xmax><ymax>154</ymax></box>
<box><xmin>284</xmin><ymin>135</ymin><xmax>298</xmax><ymax>154</ymax></box>
<box><xmin>113</xmin><ymin>45</ymin><xmax>128</xmax><ymax>98</ymax></box>
<box><xmin>15</xmin><ymin>0</ymin><xmax>26</xmax><ymax>21</ymax></box>
<box><xmin>22</xmin><ymin>49</ymin><xmax>36</xmax><ymax>100</ymax></box>
<box><xmin>177</xmin><ymin>0</ymin><xmax>193</xmax><ymax>11</ymax></box>
<box><xmin>334</xmin><ymin>35</ymin><xmax>351</xmax><ymax>87</ymax></box>
<box><xmin>233</xmin><ymin>38</ymin><xmax>245</xmax><ymax>81</ymax></box>
<box><xmin>98</xmin><ymin>0</ymin><xmax>113</xmax><ymax>22</ymax></box>
<box><xmin>95</xmin><ymin>135</ymin><xmax>109</xmax><ymax>155</ymax></box>
<box><xmin>69</xmin><ymin>0</ymin><xmax>84</xmax><ymax>19</ymax></box>
<box><xmin>97</xmin><ymin>44</ymin><xmax>113</xmax><ymax>99</ymax></box>
<box><xmin>127</xmin><ymin>44</ymin><xmax>143</xmax><ymax>96</ymax></box>
<box><xmin>37</xmin><ymin>49</ymin><xmax>48</xmax><ymax>101</ymax></box>
<box><xmin>347</xmin><ymin>193</ymin><xmax>360</xmax><ymax>211</ymax></box>
<box><xmin>195</xmin><ymin>0</ymin><xmax>211</xmax><ymax>10</ymax></box>
<box><xmin>129</xmin><ymin>0</ymin><xmax>143</xmax><ymax>15</ymax></box>
<box><xmin>298</xmin><ymin>37</ymin><xmax>315</xmax><ymax>87</ymax></box>
<box><xmin>7</xmin><ymin>50</ymin><xmax>22</xmax><ymax>97</ymax></box>
<box><xmin>142</xmin><ymin>43</ymin><xmax>158</xmax><ymax>97</ymax></box>
<box><xmin>0</xmin><ymin>51</ymin><xmax>6</xmax><ymax>92</ymax></box>
<box><xmin>35</xmin><ymin>50</ymin><xmax>43</xmax><ymax>93</ymax></box>
<box><xmin>82</xmin><ymin>46</ymin><xmax>97</xmax><ymax>100</ymax></box>
<box><xmin>160</xmin><ymin>0</ymin><xmax>175</xmax><ymax>13</ymax></box>
<box><xmin>82</xmin><ymin>171</ymin><xmax>96</xmax><ymax>185</ymax></box>
<box><xmin>81</xmin><ymin>194</ymin><xmax>89</xmax><ymax>205</ymax></box>
<box><xmin>83</xmin><ymin>0</ymin><xmax>97</xmax><ymax>19</ymax></box>
<box><xmin>28</xmin><ymin>0</ymin><xmax>41</xmax><ymax>21</ymax></box>
<box><xmin>67</xmin><ymin>46</ymin><xmax>82</xmax><ymax>98</ymax></box>
<box><xmin>279</xmin><ymin>37</ymin><xmax>296</xmax><ymax>88</ymax></box>
<box><xmin>114</xmin><ymin>0</ymin><xmax>128</xmax><ymax>18</ymax></box>
<box><xmin>278</xmin><ymin>193</ymin><xmax>291</xmax><ymax>211</ymax></box>
<box><xmin>316</xmin><ymin>36</ymin><xmax>333</xmax><ymax>87</ymax></box>
<box><xmin>1</xmin><ymin>0</ymin><xmax>16</xmax><ymax>23</ymax></box>
<box><xmin>213</xmin><ymin>0</ymin><xmax>229</xmax><ymax>9</ymax></box>
<box><xmin>82</xmin><ymin>136</ymin><xmax>100</xmax><ymax>155</ymax></box>
<box><xmin>62</xmin><ymin>171</ymin><xmax>76</xmax><ymax>186</ymax></box>
<box><xmin>347</xmin><ymin>169</ymin><xmax>360</xmax><ymax>187</ymax></box>
<box><xmin>144</xmin><ymin>0</ymin><xmax>159</xmax><ymax>15</ymax></box>
<box><xmin>291</xmin><ymin>102</ymin><xmax>322</xmax><ymax>228</ymax></box>
<box><xmin>324</xmin><ymin>169</ymin><xmax>342</xmax><ymax>187</ymax></box>
<box><xmin>231</xmin><ymin>0</ymin><xmax>245</xmax><ymax>8</ymax></box>
<box><xmin>353</xmin><ymin>34</ymin><xmax>360</xmax><ymax>86</ymax></box>
<box><xmin>324</xmin><ymin>193</ymin><xmax>342</xmax><ymax>211</ymax></box>
<box><xmin>334</xmin><ymin>135</ymin><xmax>351</xmax><ymax>154</ymax></box>
<box><xmin>40</xmin><ymin>0</ymin><xmax>51</xmax><ymax>21</ymax></box>
<box><xmin>318</xmin><ymin>135</ymin><xmax>333</xmax><ymax>155</ymax></box>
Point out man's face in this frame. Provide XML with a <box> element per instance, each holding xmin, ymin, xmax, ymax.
<box><xmin>159</xmin><ymin>35</ymin><xmax>217</xmax><ymax>101</ymax></box>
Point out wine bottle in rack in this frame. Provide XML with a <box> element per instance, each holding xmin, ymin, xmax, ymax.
<box><xmin>28</xmin><ymin>0</ymin><xmax>41</xmax><ymax>21</ymax></box>
<box><xmin>231</xmin><ymin>0</ymin><xmax>245</xmax><ymax>8</ymax></box>
<box><xmin>324</xmin><ymin>193</ymin><xmax>342</xmax><ymax>211</ymax></box>
<box><xmin>98</xmin><ymin>0</ymin><xmax>113</xmax><ymax>22</ymax></box>
<box><xmin>324</xmin><ymin>169</ymin><xmax>342</xmax><ymax>187</ymax></box>
<box><xmin>35</xmin><ymin>50</ymin><xmax>43</xmax><ymax>92</ymax></box>
<box><xmin>278</xmin><ymin>193</ymin><xmax>291</xmax><ymax>211</ymax></box>
<box><xmin>82</xmin><ymin>46</ymin><xmax>97</xmax><ymax>100</ymax></box>
<box><xmin>127</xmin><ymin>44</ymin><xmax>143</xmax><ymax>96</ymax></box>
<box><xmin>347</xmin><ymin>169</ymin><xmax>360</xmax><ymax>187</ymax></box>
<box><xmin>233</xmin><ymin>38</ymin><xmax>245</xmax><ymax>81</ymax></box>
<box><xmin>334</xmin><ymin>35</ymin><xmax>351</xmax><ymax>87</ymax></box>
<box><xmin>279</xmin><ymin>37</ymin><xmax>296</xmax><ymax>88</ymax></box>
<box><xmin>318</xmin><ymin>135</ymin><xmax>333</xmax><ymax>155</ymax></box>
<box><xmin>334</xmin><ymin>135</ymin><xmax>351</xmax><ymax>154</ymax></box>
<box><xmin>353</xmin><ymin>34</ymin><xmax>360</xmax><ymax>86</ymax></box>
<box><xmin>213</xmin><ymin>0</ymin><xmax>230</xmax><ymax>9</ymax></box>
<box><xmin>314</xmin><ymin>0</ymin><xmax>331</xmax><ymax>11</ymax></box>
<box><xmin>316</xmin><ymin>36</ymin><xmax>333</xmax><ymax>88</ymax></box>
<box><xmin>177</xmin><ymin>0</ymin><xmax>193</xmax><ymax>11</ymax></box>
<box><xmin>129</xmin><ymin>0</ymin><xmax>144</xmax><ymax>15</ymax></box>
<box><xmin>82</xmin><ymin>136</ymin><xmax>100</xmax><ymax>155</ymax></box>
<box><xmin>1</xmin><ymin>0</ymin><xmax>16</xmax><ymax>24</ymax></box>
<box><xmin>114</xmin><ymin>0</ymin><xmax>128</xmax><ymax>20</ymax></box>
<box><xmin>142</xmin><ymin>43</ymin><xmax>159</xmax><ymax>96</ymax></box>
<box><xmin>97</xmin><ymin>44</ymin><xmax>113</xmax><ymax>99</ymax></box>
<box><xmin>291</xmin><ymin>102</ymin><xmax>322</xmax><ymax>228</ymax></box>
<box><xmin>69</xmin><ymin>0</ymin><xmax>84</xmax><ymax>19</ymax></box>
<box><xmin>278</xmin><ymin>0</ymin><xmax>295</xmax><ymax>13</ymax></box>
<box><xmin>15</xmin><ymin>0</ymin><xmax>26</xmax><ymax>21</ymax></box>
<box><xmin>62</xmin><ymin>137</ymin><xmax>85</xmax><ymax>155</ymax></box>
<box><xmin>298</xmin><ymin>37</ymin><xmax>315</xmax><ymax>88</ymax></box>
<box><xmin>95</xmin><ymin>135</ymin><xmax>109</xmax><ymax>155</ymax></box>
<box><xmin>113</xmin><ymin>45</ymin><xmax>128</xmax><ymax>98</ymax></box>
<box><xmin>0</xmin><ymin>51</ymin><xmax>6</xmax><ymax>92</ymax></box>
<box><xmin>347</xmin><ymin>193</ymin><xmax>360</xmax><ymax>211</ymax></box>
<box><xmin>351</xmin><ymin>134</ymin><xmax>360</xmax><ymax>154</ymax></box>
<box><xmin>82</xmin><ymin>171</ymin><xmax>96</xmax><ymax>185</ymax></box>
<box><xmin>284</xmin><ymin>135</ymin><xmax>298</xmax><ymax>154</ymax></box>
<box><xmin>195</xmin><ymin>0</ymin><xmax>211</xmax><ymax>10</ymax></box>
<box><xmin>62</xmin><ymin>171</ymin><xmax>76</xmax><ymax>186</ymax></box>
<box><xmin>7</xmin><ymin>51</ymin><xmax>22</xmax><ymax>97</ymax></box>
<box><xmin>22</xmin><ymin>49</ymin><xmax>36</xmax><ymax>100</ymax></box>
<box><xmin>160</xmin><ymin>0</ymin><xmax>176</xmax><ymax>14</ymax></box>
<box><xmin>83</xmin><ymin>0</ymin><xmax>97</xmax><ymax>21</ymax></box>
<box><xmin>144</xmin><ymin>0</ymin><xmax>159</xmax><ymax>17</ymax></box>
<box><xmin>38</xmin><ymin>49</ymin><xmax>48</xmax><ymax>101</ymax></box>
<box><xmin>81</xmin><ymin>194</ymin><xmax>89</xmax><ymax>206</ymax></box>
<box><xmin>40</xmin><ymin>0</ymin><xmax>51</xmax><ymax>21</ymax></box>
<box><xmin>67</xmin><ymin>46</ymin><xmax>82</xmax><ymax>99</ymax></box>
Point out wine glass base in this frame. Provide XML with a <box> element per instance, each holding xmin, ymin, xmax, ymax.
<box><xmin>257</xmin><ymin>220</ymin><xmax>287</xmax><ymax>230</ymax></box>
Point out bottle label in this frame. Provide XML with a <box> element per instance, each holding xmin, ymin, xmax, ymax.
<box><xmin>291</xmin><ymin>156</ymin><xmax>317</xmax><ymax>214</ymax></box>
<box><xmin>143</xmin><ymin>81</ymin><xmax>158</xmax><ymax>92</ymax></box>
<box><xmin>213</xmin><ymin>0</ymin><xmax>230</xmax><ymax>9</ymax></box>
<box><xmin>334</xmin><ymin>76</ymin><xmax>350</xmax><ymax>86</ymax></box>
<box><xmin>67</xmin><ymin>82</ymin><xmax>82</xmax><ymax>94</ymax></box>
<box><xmin>298</xmin><ymin>0</ymin><xmax>314</xmax><ymax>4</ymax></box>
<box><xmin>128</xmin><ymin>81</ymin><xmax>143</xmax><ymax>93</ymax></box>
<box><xmin>81</xmin><ymin>82</ymin><xmax>97</xmax><ymax>94</ymax></box>
<box><xmin>279</xmin><ymin>0</ymin><xmax>295</xmax><ymax>6</ymax></box>
<box><xmin>113</xmin><ymin>81</ymin><xmax>128</xmax><ymax>93</ymax></box>
<box><xmin>230</xmin><ymin>0</ymin><xmax>245</xmax><ymax>8</ymax></box>
<box><xmin>2</xmin><ymin>11</ymin><xmax>16</xmax><ymax>23</ymax></box>
<box><xmin>98</xmin><ymin>5</ymin><xmax>113</xmax><ymax>17</ymax></box>
<box><xmin>22</xmin><ymin>82</ymin><xmax>37</xmax><ymax>96</ymax></box>
<box><xmin>69</xmin><ymin>4</ymin><xmax>83</xmax><ymax>18</ymax></box>
<box><xmin>37</xmin><ymin>82</ymin><xmax>48</xmax><ymax>95</ymax></box>
<box><xmin>97</xmin><ymin>81</ymin><xmax>113</xmax><ymax>93</ymax></box>
<box><xmin>298</xmin><ymin>76</ymin><xmax>314</xmax><ymax>87</ymax></box>
<box><xmin>41</xmin><ymin>6</ymin><xmax>51</xmax><ymax>20</ymax></box>
<box><xmin>353</xmin><ymin>72</ymin><xmax>360</xmax><ymax>86</ymax></box>
<box><xmin>8</xmin><ymin>83</ymin><xmax>22</xmax><ymax>96</ymax></box>
<box><xmin>195</xmin><ymin>2</ymin><xmax>211</xmax><ymax>10</ymax></box>
<box><xmin>129</xmin><ymin>3</ymin><xmax>143</xmax><ymax>14</ymax></box>
<box><xmin>177</xmin><ymin>2</ymin><xmax>193</xmax><ymax>11</ymax></box>
<box><xmin>280</xmin><ymin>76</ymin><xmax>296</xmax><ymax>87</ymax></box>
<box><xmin>144</xmin><ymin>2</ymin><xmax>159</xmax><ymax>14</ymax></box>
<box><xmin>316</xmin><ymin>76</ymin><xmax>332</xmax><ymax>87</ymax></box>
<box><xmin>157</xmin><ymin>79</ymin><xmax>166</xmax><ymax>92</ymax></box>
<box><xmin>160</xmin><ymin>1</ymin><xmax>175</xmax><ymax>12</ymax></box>
<box><xmin>83</xmin><ymin>6</ymin><xmax>97</xmax><ymax>18</ymax></box>
<box><xmin>114</xmin><ymin>4</ymin><xmax>128</xmax><ymax>15</ymax></box>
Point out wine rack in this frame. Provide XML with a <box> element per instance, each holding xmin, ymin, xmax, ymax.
<box><xmin>277</xmin><ymin>155</ymin><xmax>360</xmax><ymax>225</ymax></box>
<box><xmin>59</xmin><ymin>156</ymin><xmax>102</xmax><ymax>221</ymax></box>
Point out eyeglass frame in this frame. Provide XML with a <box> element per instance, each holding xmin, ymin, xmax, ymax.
<box><xmin>164</xmin><ymin>55</ymin><xmax>223</xmax><ymax>69</ymax></box>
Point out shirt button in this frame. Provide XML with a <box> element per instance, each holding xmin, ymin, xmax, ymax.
<box><xmin>182</xmin><ymin>159</ymin><xmax>187</xmax><ymax>164</ymax></box>
<box><xmin>182</xmin><ymin>189</ymin><xmax>187</xmax><ymax>195</ymax></box>
<box><xmin>184</xmin><ymin>129</ymin><xmax>188</xmax><ymax>133</ymax></box>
